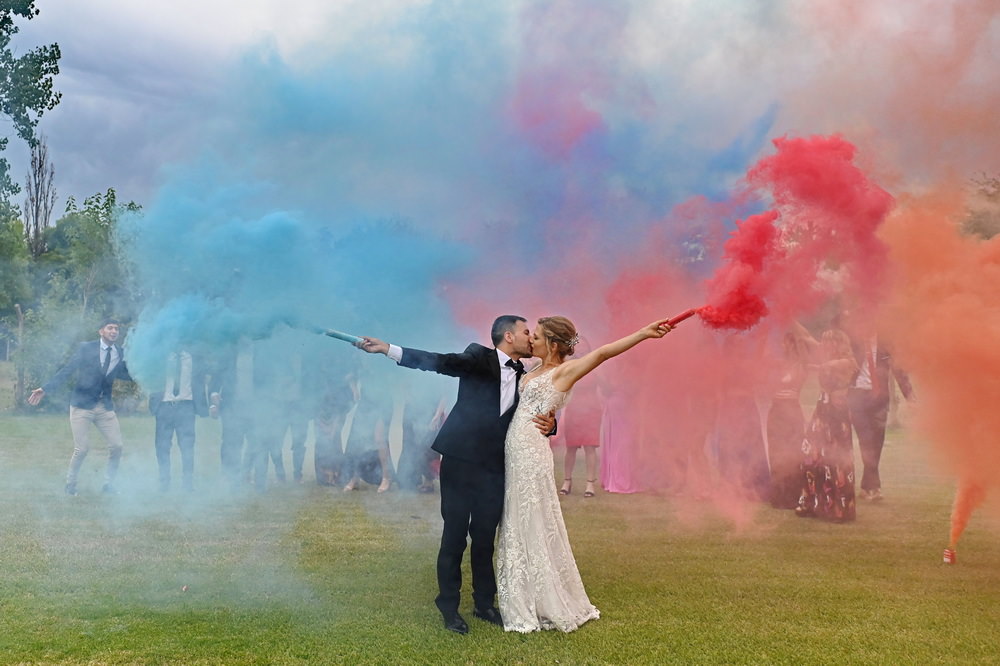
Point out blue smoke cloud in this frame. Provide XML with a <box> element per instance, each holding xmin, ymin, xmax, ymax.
<box><xmin>118</xmin><ymin>1</ymin><xmax>776</xmax><ymax>389</ymax></box>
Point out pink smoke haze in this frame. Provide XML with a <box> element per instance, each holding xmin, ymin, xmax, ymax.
<box><xmin>435</xmin><ymin>0</ymin><xmax>998</xmax><ymax>534</ymax></box>
<box><xmin>797</xmin><ymin>1</ymin><xmax>1000</xmax><ymax>182</ymax></box>
<box><xmin>509</xmin><ymin>0</ymin><xmax>624</xmax><ymax>159</ymax></box>
<box><xmin>443</xmin><ymin>134</ymin><xmax>906</xmax><ymax>529</ymax></box>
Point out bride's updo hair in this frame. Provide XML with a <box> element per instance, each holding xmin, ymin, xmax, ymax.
<box><xmin>537</xmin><ymin>316</ymin><xmax>579</xmax><ymax>358</ymax></box>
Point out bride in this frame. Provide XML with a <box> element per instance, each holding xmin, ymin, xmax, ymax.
<box><xmin>496</xmin><ymin>316</ymin><xmax>673</xmax><ymax>632</ymax></box>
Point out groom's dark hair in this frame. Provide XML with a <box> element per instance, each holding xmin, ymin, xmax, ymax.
<box><xmin>491</xmin><ymin>315</ymin><xmax>527</xmax><ymax>346</ymax></box>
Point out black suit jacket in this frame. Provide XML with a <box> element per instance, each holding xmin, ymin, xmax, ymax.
<box><xmin>400</xmin><ymin>343</ymin><xmax>515</xmax><ymax>474</ymax></box>
<box><xmin>43</xmin><ymin>340</ymin><xmax>133</xmax><ymax>410</ymax></box>
<box><xmin>851</xmin><ymin>339</ymin><xmax>915</xmax><ymax>404</ymax></box>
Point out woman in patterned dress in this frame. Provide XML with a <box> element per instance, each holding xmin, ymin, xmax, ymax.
<box><xmin>795</xmin><ymin>328</ymin><xmax>859</xmax><ymax>522</ymax></box>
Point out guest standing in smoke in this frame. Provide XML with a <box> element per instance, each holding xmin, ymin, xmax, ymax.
<box><xmin>713</xmin><ymin>333</ymin><xmax>771</xmax><ymax>503</ymax></box>
<box><xmin>252</xmin><ymin>332</ymin><xmax>310</xmax><ymax>485</ymax></box>
<box><xmin>795</xmin><ymin>326</ymin><xmax>859</xmax><ymax>522</ymax></box>
<box><xmin>837</xmin><ymin>310</ymin><xmax>915</xmax><ymax>502</ymax></box>
<box><xmin>28</xmin><ymin>318</ymin><xmax>135</xmax><ymax>496</ymax></box>
<box><xmin>341</xmin><ymin>377</ymin><xmax>393</xmax><ymax>493</ymax></box>
<box><xmin>558</xmin><ymin>338</ymin><xmax>604</xmax><ymax>498</ymax></box>
<box><xmin>765</xmin><ymin>330</ymin><xmax>809</xmax><ymax>509</ymax></box>
<box><xmin>148</xmin><ymin>348</ymin><xmax>210</xmax><ymax>492</ymax></box>
<box><xmin>355</xmin><ymin>315</ymin><xmax>555</xmax><ymax>635</ymax></box>
<box><xmin>208</xmin><ymin>336</ymin><xmax>261</xmax><ymax>492</ymax></box>
<box><xmin>396</xmin><ymin>397</ymin><xmax>447</xmax><ymax>493</ymax></box>
<box><xmin>313</xmin><ymin>362</ymin><xmax>357</xmax><ymax>486</ymax></box>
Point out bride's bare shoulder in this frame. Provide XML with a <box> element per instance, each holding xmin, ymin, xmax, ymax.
<box><xmin>550</xmin><ymin>359</ymin><xmax>582</xmax><ymax>391</ymax></box>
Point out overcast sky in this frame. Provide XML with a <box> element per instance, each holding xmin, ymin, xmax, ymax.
<box><xmin>9</xmin><ymin>0</ymin><xmax>427</xmax><ymax>208</ymax></box>
<box><xmin>7</xmin><ymin>1</ymin><xmax>999</xmax><ymax>215</ymax></box>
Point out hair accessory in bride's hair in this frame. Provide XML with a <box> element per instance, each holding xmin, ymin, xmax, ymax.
<box><xmin>566</xmin><ymin>334</ymin><xmax>580</xmax><ymax>348</ymax></box>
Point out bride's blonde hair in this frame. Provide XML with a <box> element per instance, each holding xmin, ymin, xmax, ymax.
<box><xmin>537</xmin><ymin>316</ymin><xmax>579</xmax><ymax>358</ymax></box>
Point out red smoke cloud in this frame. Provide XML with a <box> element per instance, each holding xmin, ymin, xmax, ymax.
<box><xmin>701</xmin><ymin>134</ymin><xmax>894</xmax><ymax>330</ymax></box>
<box><xmin>700</xmin><ymin>210</ymin><xmax>780</xmax><ymax>329</ymax></box>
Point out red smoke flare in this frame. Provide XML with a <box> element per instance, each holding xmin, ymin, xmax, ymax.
<box><xmin>700</xmin><ymin>210</ymin><xmax>781</xmax><ymax>330</ymax></box>
<box><xmin>700</xmin><ymin>135</ymin><xmax>893</xmax><ymax>331</ymax></box>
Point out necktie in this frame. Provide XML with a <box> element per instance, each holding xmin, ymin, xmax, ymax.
<box><xmin>505</xmin><ymin>358</ymin><xmax>525</xmax><ymax>375</ymax></box>
<box><xmin>102</xmin><ymin>346</ymin><xmax>112</xmax><ymax>375</ymax></box>
<box><xmin>172</xmin><ymin>353</ymin><xmax>182</xmax><ymax>397</ymax></box>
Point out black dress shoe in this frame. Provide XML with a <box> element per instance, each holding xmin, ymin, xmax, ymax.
<box><xmin>442</xmin><ymin>612</ymin><xmax>469</xmax><ymax>634</ymax></box>
<box><xmin>473</xmin><ymin>606</ymin><xmax>503</xmax><ymax>626</ymax></box>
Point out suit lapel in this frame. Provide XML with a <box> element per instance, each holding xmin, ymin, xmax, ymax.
<box><xmin>87</xmin><ymin>341</ymin><xmax>103</xmax><ymax>373</ymax></box>
<box><xmin>490</xmin><ymin>348</ymin><xmax>512</xmax><ymax>419</ymax></box>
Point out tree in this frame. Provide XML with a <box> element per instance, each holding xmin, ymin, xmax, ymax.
<box><xmin>962</xmin><ymin>174</ymin><xmax>1000</xmax><ymax>240</ymax></box>
<box><xmin>22</xmin><ymin>133</ymin><xmax>54</xmax><ymax>256</ymax></box>
<box><xmin>0</xmin><ymin>211</ymin><xmax>27</xmax><ymax>313</ymax></box>
<box><xmin>14</xmin><ymin>189</ymin><xmax>143</xmax><ymax>410</ymax></box>
<box><xmin>0</xmin><ymin>213</ymin><xmax>28</xmax><ymax>406</ymax></box>
<box><xmin>42</xmin><ymin>188</ymin><xmax>142</xmax><ymax>319</ymax></box>
<box><xmin>0</xmin><ymin>1</ymin><xmax>61</xmax><ymax>208</ymax></box>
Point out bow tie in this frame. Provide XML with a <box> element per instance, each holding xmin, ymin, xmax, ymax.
<box><xmin>505</xmin><ymin>358</ymin><xmax>525</xmax><ymax>374</ymax></box>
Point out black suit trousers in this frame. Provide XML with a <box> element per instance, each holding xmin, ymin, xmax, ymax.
<box><xmin>848</xmin><ymin>388</ymin><xmax>890</xmax><ymax>492</ymax></box>
<box><xmin>435</xmin><ymin>455</ymin><xmax>504</xmax><ymax>615</ymax></box>
<box><xmin>154</xmin><ymin>400</ymin><xmax>196</xmax><ymax>489</ymax></box>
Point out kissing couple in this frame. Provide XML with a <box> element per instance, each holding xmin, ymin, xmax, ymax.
<box><xmin>357</xmin><ymin>314</ymin><xmax>672</xmax><ymax>633</ymax></box>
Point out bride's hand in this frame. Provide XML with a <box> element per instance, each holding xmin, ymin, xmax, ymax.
<box><xmin>642</xmin><ymin>319</ymin><xmax>673</xmax><ymax>339</ymax></box>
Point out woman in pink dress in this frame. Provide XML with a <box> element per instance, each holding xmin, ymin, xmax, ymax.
<box><xmin>559</xmin><ymin>374</ymin><xmax>605</xmax><ymax>498</ymax></box>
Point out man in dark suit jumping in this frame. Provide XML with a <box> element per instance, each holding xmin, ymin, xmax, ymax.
<box><xmin>29</xmin><ymin>318</ymin><xmax>134</xmax><ymax>496</ymax></box>
<box><xmin>358</xmin><ymin>315</ymin><xmax>554</xmax><ymax>634</ymax></box>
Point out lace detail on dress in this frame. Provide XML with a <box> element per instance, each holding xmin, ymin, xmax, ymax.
<box><xmin>496</xmin><ymin>370</ymin><xmax>600</xmax><ymax>633</ymax></box>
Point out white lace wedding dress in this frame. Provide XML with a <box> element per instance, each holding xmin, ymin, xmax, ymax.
<box><xmin>496</xmin><ymin>369</ymin><xmax>601</xmax><ymax>633</ymax></box>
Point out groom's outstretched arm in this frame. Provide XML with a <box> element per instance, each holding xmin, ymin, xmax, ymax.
<box><xmin>357</xmin><ymin>337</ymin><xmax>390</xmax><ymax>355</ymax></box>
<box><xmin>357</xmin><ymin>337</ymin><xmax>486</xmax><ymax>378</ymax></box>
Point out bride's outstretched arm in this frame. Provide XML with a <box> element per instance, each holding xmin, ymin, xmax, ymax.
<box><xmin>551</xmin><ymin>319</ymin><xmax>672</xmax><ymax>392</ymax></box>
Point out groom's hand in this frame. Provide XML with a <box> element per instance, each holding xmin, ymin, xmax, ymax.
<box><xmin>356</xmin><ymin>336</ymin><xmax>389</xmax><ymax>355</ymax></box>
<box><xmin>533</xmin><ymin>410</ymin><xmax>557</xmax><ymax>436</ymax></box>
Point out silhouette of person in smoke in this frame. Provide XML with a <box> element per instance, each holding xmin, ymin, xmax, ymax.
<box><xmin>28</xmin><ymin>318</ymin><xmax>135</xmax><ymax>496</ymax></box>
<box><xmin>149</xmin><ymin>348</ymin><xmax>210</xmax><ymax>492</ymax></box>
<box><xmin>713</xmin><ymin>333</ymin><xmax>771</xmax><ymax>502</ymax></box>
<box><xmin>209</xmin><ymin>336</ymin><xmax>262</xmax><ymax>492</ymax></box>
<box><xmin>251</xmin><ymin>330</ymin><xmax>312</xmax><ymax>485</ymax></box>
<box><xmin>766</xmin><ymin>330</ymin><xmax>809</xmax><ymax>509</ymax></box>
<box><xmin>355</xmin><ymin>315</ymin><xmax>555</xmax><ymax>635</ymax></box>
<box><xmin>341</xmin><ymin>373</ymin><xmax>393</xmax><ymax>493</ymax></box>
<box><xmin>795</xmin><ymin>326</ymin><xmax>859</xmax><ymax>522</ymax></box>
<box><xmin>395</xmin><ymin>397</ymin><xmax>446</xmax><ymax>493</ymax></box>
<box><xmin>558</xmin><ymin>374</ymin><xmax>605</xmax><ymax>498</ymax></box>
<box><xmin>313</xmin><ymin>361</ymin><xmax>357</xmax><ymax>486</ymax></box>
<box><xmin>837</xmin><ymin>310</ymin><xmax>915</xmax><ymax>502</ymax></box>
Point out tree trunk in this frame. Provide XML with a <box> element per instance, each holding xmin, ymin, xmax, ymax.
<box><xmin>14</xmin><ymin>303</ymin><xmax>24</xmax><ymax>409</ymax></box>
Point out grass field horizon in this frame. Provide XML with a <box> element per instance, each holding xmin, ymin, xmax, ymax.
<box><xmin>2</xmin><ymin>400</ymin><xmax>999</xmax><ymax>663</ymax></box>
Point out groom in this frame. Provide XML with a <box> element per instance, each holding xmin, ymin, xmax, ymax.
<box><xmin>358</xmin><ymin>315</ymin><xmax>554</xmax><ymax>634</ymax></box>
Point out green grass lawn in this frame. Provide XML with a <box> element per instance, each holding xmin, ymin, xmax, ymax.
<box><xmin>1</xmin><ymin>411</ymin><xmax>998</xmax><ymax>665</ymax></box>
